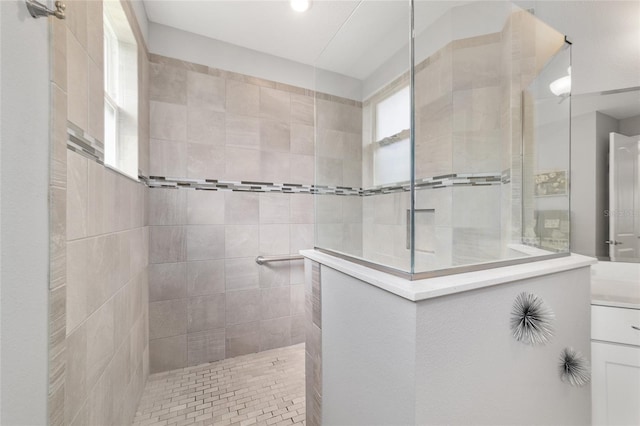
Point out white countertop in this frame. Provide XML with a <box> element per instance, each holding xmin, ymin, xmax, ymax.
<box><xmin>301</xmin><ymin>250</ymin><xmax>597</xmax><ymax>302</ymax></box>
<box><xmin>591</xmin><ymin>261</ymin><xmax>640</xmax><ymax>309</ymax></box>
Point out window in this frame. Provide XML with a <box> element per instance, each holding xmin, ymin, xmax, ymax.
<box><xmin>373</xmin><ymin>85</ymin><xmax>410</xmax><ymax>185</ymax></box>
<box><xmin>103</xmin><ymin>1</ymin><xmax>138</xmax><ymax>179</ymax></box>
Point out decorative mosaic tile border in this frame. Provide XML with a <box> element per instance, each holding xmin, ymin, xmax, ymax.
<box><xmin>145</xmin><ymin>172</ymin><xmax>507</xmax><ymax>196</ymax></box>
<box><xmin>362</xmin><ymin>172</ymin><xmax>505</xmax><ymax>196</ymax></box>
<box><xmin>145</xmin><ymin>176</ymin><xmax>362</xmax><ymax>195</ymax></box>
<box><xmin>67</xmin><ymin>122</ymin><xmax>104</xmax><ymax>163</ymax></box>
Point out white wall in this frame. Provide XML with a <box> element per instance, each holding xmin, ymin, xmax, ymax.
<box><xmin>148</xmin><ymin>22</ymin><xmax>362</xmax><ymax>100</ymax></box>
<box><xmin>571</xmin><ymin>111</ymin><xmax>619</xmax><ymax>258</ymax></box>
<box><xmin>0</xmin><ymin>1</ymin><xmax>50</xmax><ymax>424</ymax></box>
<box><xmin>619</xmin><ymin>114</ymin><xmax>640</xmax><ymax>136</ymax></box>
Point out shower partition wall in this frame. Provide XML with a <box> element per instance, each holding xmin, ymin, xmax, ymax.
<box><xmin>314</xmin><ymin>0</ymin><xmax>572</xmax><ymax>278</ymax></box>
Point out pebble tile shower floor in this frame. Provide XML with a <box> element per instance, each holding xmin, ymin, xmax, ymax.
<box><xmin>132</xmin><ymin>344</ymin><xmax>305</xmax><ymax>426</ymax></box>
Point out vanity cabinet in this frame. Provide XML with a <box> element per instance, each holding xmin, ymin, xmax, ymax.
<box><xmin>592</xmin><ymin>305</ymin><xmax>640</xmax><ymax>425</ymax></box>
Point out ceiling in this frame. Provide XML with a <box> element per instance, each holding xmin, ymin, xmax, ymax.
<box><xmin>142</xmin><ymin>0</ymin><xmax>361</xmax><ymax>72</ymax></box>
<box><xmin>141</xmin><ymin>0</ymin><xmax>465</xmax><ymax>80</ymax></box>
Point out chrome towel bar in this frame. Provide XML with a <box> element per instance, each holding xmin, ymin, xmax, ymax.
<box><xmin>255</xmin><ymin>255</ymin><xmax>304</xmax><ymax>265</ymax></box>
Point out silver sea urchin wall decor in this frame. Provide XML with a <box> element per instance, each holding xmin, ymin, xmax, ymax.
<box><xmin>559</xmin><ymin>347</ymin><xmax>591</xmax><ymax>387</ymax></box>
<box><xmin>510</xmin><ymin>292</ymin><xmax>555</xmax><ymax>345</ymax></box>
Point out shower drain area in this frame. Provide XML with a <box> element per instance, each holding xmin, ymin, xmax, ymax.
<box><xmin>132</xmin><ymin>344</ymin><xmax>305</xmax><ymax>426</ymax></box>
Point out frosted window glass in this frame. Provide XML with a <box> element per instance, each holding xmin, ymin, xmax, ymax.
<box><xmin>374</xmin><ymin>137</ymin><xmax>410</xmax><ymax>185</ymax></box>
<box><xmin>376</xmin><ymin>86</ymin><xmax>410</xmax><ymax>140</ymax></box>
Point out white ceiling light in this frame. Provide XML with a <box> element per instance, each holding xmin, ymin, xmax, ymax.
<box><xmin>290</xmin><ymin>0</ymin><xmax>311</xmax><ymax>13</ymax></box>
<box><xmin>550</xmin><ymin>66</ymin><xmax>572</xmax><ymax>97</ymax></box>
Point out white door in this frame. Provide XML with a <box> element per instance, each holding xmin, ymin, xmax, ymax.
<box><xmin>609</xmin><ymin>132</ymin><xmax>640</xmax><ymax>261</ymax></box>
<box><xmin>592</xmin><ymin>341</ymin><xmax>640</xmax><ymax>425</ymax></box>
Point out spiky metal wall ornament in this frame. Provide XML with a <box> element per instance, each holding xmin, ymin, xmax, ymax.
<box><xmin>559</xmin><ymin>347</ymin><xmax>590</xmax><ymax>387</ymax></box>
<box><xmin>510</xmin><ymin>292</ymin><xmax>555</xmax><ymax>345</ymax></box>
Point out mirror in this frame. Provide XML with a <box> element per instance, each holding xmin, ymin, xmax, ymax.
<box><xmin>571</xmin><ymin>86</ymin><xmax>640</xmax><ymax>262</ymax></box>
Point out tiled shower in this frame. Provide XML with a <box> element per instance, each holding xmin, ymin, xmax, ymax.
<box><xmin>145</xmin><ymin>54</ymin><xmax>361</xmax><ymax>372</ymax></box>
<box><xmin>46</xmin><ymin>0</ymin><xmax>574</xmax><ymax>425</ymax></box>
<box><xmin>52</xmin><ymin>1</ymin><xmax>361</xmax><ymax>423</ymax></box>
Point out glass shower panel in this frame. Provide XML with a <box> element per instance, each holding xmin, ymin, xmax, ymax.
<box><xmin>522</xmin><ymin>45</ymin><xmax>572</xmax><ymax>254</ymax></box>
<box><xmin>313</xmin><ymin>0</ymin><xmax>571</xmax><ymax>277</ymax></box>
<box><xmin>314</xmin><ymin>0</ymin><xmax>412</xmax><ymax>272</ymax></box>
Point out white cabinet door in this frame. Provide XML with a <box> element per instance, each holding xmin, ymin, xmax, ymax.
<box><xmin>592</xmin><ymin>341</ymin><xmax>640</xmax><ymax>425</ymax></box>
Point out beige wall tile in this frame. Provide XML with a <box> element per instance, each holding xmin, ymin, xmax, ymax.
<box><xmin>87</xmin><ymin>58</ymin><xmax>104</xmax><ymax>142</ymax></box>
<box><xmin>149</xmin><ymin>225</ymin><xmax>187</xmax><ymax>264</ymax></box>
<box><xmin>226</xmin><ymin>80</ymin><xmax>259</xmax><ymax>117</ymax></box>
<box><xmin>225</xmin><ymin>290</ymin><xmax>260</xmax><ymax>325</ymax></box>
<box><xmin>85</xmin><ymin>298</ymin><xmax>115</xmax><ymax>390</ymax></box>
<box><xmin>290</xmin><ymin>194</ymin><xmax>314</xmax><ymax>224</ymax></box>
<box><xmin>149</xmin><ymin>139</ymin><xmax>187</xmax><ymax>177</ymax></box>
<box><xmin>187</xmin><ymin>293</ymin><xmax>225</xmax><ymax>333</ymax></box>
<box><xmin>150</xmin><ymin>62</ymin><xmax>187</xmax><ymax>104</ymax></box>
<box><xmin>259</xmin><ymin>317</ymin><xmax>291</xmax><ymax>351</ymax></box>
<box><xmin>289</xmin><ymin>154</ymin><xmax>315</xmax><ymax>185</ymax></box>
<box><xmin>187</xmin><ymin>260</ymin><xmax>225</xmax><ymax>296</ymax></box>
<box><xmin>187</xmin><ymin>329</ymin><xmax>225</xmax><ymax>366</ymax></box>
<box><xmin>66</xmin><ymin>0</ymin><xmax>87</xmax><ymax>48</ymax></box>
<box><xmin>260</xmin><ymin>87</ymin><xmax>290</xmax><ymax>121</ymax></box>
<box><xmin>260</xmin><ymin>287</ymin><xmax>290</xmax><ymax>320</ymax></box>
<box><xmin>290</xmin><ymin>94</ymin><xmax>314</xmax><ymax>126</ymax></box>
<box><xmin>66</xmin><ymin>239</ymin><xmax>88</xmax><ymax>333</ymax></box>
<box><xmin>67</xmin><ymin>30</ymin><xmax>88</xmax><ymax>130</ymax></box>
<box><xmin>260</xmin><ymin>151</ymin><xmax>290</xmax><ymax>183</ymax></box>
<box><xmin>224</xmin><ymin>192</ymin><xmax>258</xmax><ymax>224</ymax></box>
<box><xmin>149</xmin><ymin>188</ymin><xmax>187</xmax><ymax>226</ymax></box>
<box><xmin>260</xmin><ymin>119</ymin><xmax>290</xmax><ymax>152</ymax></box>
<box><xmin>225</xmin><ymin>322</ymin><xmax>259</xmax><ymax>358</ymax></box>
<box><xmin>52</xmin><ymin>18</ymin><xmax>67</xmax><ymax>91</ymax></box>
<box><xmin>225</xmin><ymin>225</ymin><xmax>259</xmax><ymax>258</ymax></box>
<box><xmin>224</xmin><ymin>257</ymin><xmax>259</xmax><ymax>291</ymax></box>
<box><xmin>290</xmin><ymin>123</ymin><xmax>314</xmax><ymax>155</ymax></box>
<box><xmin>186</xmin><ymin>190</ymin><xmax>225</xmax><ymax>225</ymax></box>
<box><xmin>226</xmin><ymin>114</ymin><xmax>260</xmax><ymax>149</ymax></box>
<box><xmin>260</xmin><ymin>224</ymin><xmax>290</xmax><ymax>255</ymax></box>
<box><xmin>225</xmin><ymin>146</ymin><xmax>261</xmax><ymax>182</ymax></box>
<box><xmin>290</xmin><ymin>224</ymin><xmax>314</xmax><ymax>255</ymax></box>
<box><xmin>186</xmin><ymin>225</ymin><xmax>225</xmax><ymax>260</ymax></box>
<box><xmin>86</xmin><ymin>160</ymin><xmax>104</xmax><ymax>236</ymax></box>
<box><xmin>259</xmin><ymin>261</ymin><xmax>290</xmax><ymax>288</ymax></box>
<box><xmin>187</xmin><ymin>106</ymin><xmax>225</xmax><ymax>145</ymax></box>
<box><xmin>187</xmin><ymin>71</ymin><xmax>225</xmax><ymax>112</ymax></box>
<box><xmin>259</xmin><ymin>193</ymin><xmax>290</xmax><ymax>224</ymax></box>
<box><xmin>149</xmin><ymin>262</ymin><xmax>187</xmax><ymax>302</ymax></box>
<box><xmin>150</xmin><ymin>101</ymin><xmax>187</xmax><ymax>141</ymax></box>
<box><xmin>149</xmin><ymin>335</ymin><xmax>187</xmax><ymax>373</ymax></box>
<box><xmin>85</xmin><ymin>0</ymin><xmax>103</xmax><ymax>68</ymax></box>
<box><xmin>67</xmin><ymin>151</ymin><xmax>88</xmax><ymax>240</ymax></box>
<box><xmin>64</xmin><ymin>323</ymin><xmax>86</xmax><ymax>422</ymax></box>
<box><xmin>149</xmin><ymin>299</ymin><xmax>187</xmax><ymax>339</ymax></box>
<box><xmin>186</xmin><ymin>143</ymin><xmax>225</xmax><ymax>179</ymax></box>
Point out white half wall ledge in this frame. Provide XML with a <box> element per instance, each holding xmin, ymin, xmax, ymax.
<box><xmin>301</xmin><ymin>249</ymin><xmax>597</xmax><ymax>302</ymax></box>
<box><xmin>147</xmin><ymin>22</ymin><xmax>363</xmax><ymax>101</ymax></box>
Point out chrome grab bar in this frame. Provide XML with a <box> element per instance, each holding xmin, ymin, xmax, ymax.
<box><xmin>255</xmin><ymin>255</ymin><xmax>304</xmax><ymax>265</ymax></box>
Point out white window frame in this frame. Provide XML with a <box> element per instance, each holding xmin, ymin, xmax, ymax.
<box><xmin>104</xmin><ymin>16</ymin><xmax>120</xmax><ymax>169</ymax></box>
<box><xmin>102</xmin><ymin>1</ymin><xmax>138</xmax><ymax>180</ymax></box>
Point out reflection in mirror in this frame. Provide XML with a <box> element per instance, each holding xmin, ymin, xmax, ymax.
<box><xmin>571</xmin><ymin>87</ymin><xmax>640</xmax><ymax>263</ymax></box>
